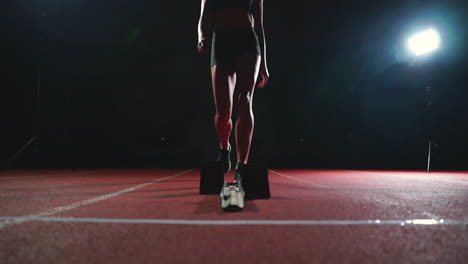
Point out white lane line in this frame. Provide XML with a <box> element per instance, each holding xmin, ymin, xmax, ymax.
<box><xmin>0</xmin><ymin>169</ymin><xmax>193</xmax><ymax>229</ymax></box>
<box><xmin>269</xmin><ymin>170</ymin><xmax>331</xmax><ymax>189</ymax></box>
<box><xmin>0</xmin><ymin>216</ymin><xmax>465</xmax><ymax>226</ymax></box>
<box><xmin>344</xmin><ymin>170</ymin><xmax>468</xmax><ymax>185</ymax></box>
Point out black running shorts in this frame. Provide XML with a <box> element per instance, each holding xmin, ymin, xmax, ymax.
<box><xmin>211</xmin><ymin>26</ymin><xmax>261</xmax><ymax>67</ymax></box>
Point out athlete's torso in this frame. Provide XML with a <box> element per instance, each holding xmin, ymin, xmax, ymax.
<box><xmin>213</xmin><ymin>0</ymin><xmax>255</xmax><ymax>30</ymax></box>
<box><xmin>213</xmin><ymin>0</ymin><xmax>254</xmax><ymax>14</ymax></box>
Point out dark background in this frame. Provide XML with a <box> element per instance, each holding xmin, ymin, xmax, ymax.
<box><xmin>3</xmin><ymin>0</ymin><xmax>468</xmax><ymax>170</ymax></box>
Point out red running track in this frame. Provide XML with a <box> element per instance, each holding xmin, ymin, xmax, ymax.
<box><xmin>0</xmin><ymin>168</ymin><xmax>467</xmax><ymax>263</ymax></box>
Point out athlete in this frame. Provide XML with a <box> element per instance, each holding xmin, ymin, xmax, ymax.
<box><xmin>197</xmin><ymin>0</ymin><xmax>269</xmax><ymax>193</ymax></box>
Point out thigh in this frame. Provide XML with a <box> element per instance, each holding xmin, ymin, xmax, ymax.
<box><xmin>234</xmin><ymin>52</ymin><xmax>261</xmax><ymax>98</ymax></box>
<box><xmin>211</xmin><ymin>64</ymin><xmax>237</xmax><ymax>115</ymax></box>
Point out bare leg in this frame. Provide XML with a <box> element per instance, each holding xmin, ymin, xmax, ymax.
<box><xmin>234</xmin><ymin>53</ymin><xmax>261</xmax><ymax>167</ymax></box>
<box><xmin>211</xmin><ymin>64</ymin><xmax>236</xmax><ymax>150</ymax></box>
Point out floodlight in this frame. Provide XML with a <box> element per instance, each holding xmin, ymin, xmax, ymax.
<box><xmin>407</xmin><ymin>28</ymin><xmax>440</xmax><ymax>56</ymax></box>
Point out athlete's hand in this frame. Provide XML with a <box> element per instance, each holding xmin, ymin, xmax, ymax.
<box><xmin>258</xmin><ymin>64</ymin><xmax>269</xmax><ymax>88</ymax></box>
<box><xmin>197</xmin><ymin>39</ymin><xmax>210</xmax><ymax>56</ymax></box>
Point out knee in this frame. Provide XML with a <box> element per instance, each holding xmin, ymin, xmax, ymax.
<box><xmin>237</xmin><ymin>91</ymin><xmax>253</xmax><ymax>107</ymax></box>
<box><xmin>215</xmin><ymin>111</ymin><xmax>232</xmax><ymax>123</ymax></box>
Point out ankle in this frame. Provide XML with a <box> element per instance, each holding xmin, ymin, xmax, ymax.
<box><xmin>220</xmin><ymin>143</ymin><xmax>231</xmax><ymax>151</ymax></box>
<box><xmin>236</xmin><ymin>162</ymin><xmax>246</xmax><ymax>170</ymax></box>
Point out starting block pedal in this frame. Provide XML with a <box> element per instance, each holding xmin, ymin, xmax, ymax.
<box><xmin>199</xmin><ymin>161</ymin><xmax>224</xmax><ymax>194</ymax></box>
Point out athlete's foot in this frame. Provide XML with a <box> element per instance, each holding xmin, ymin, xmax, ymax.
<box><xmin>220</xmin><ymin>163</ymin><xmax>246</xmax><ymax>212</ymax></box>
<box><xmin>234</xmin><ymin>163</ymin><xmax>243</xmax><ymax>182</ymax></box>
<box><xmin>220</xmin><ymin>181</ymin><xmax>245</xmax><ymax>211</ymax></box>
<box><xmin>217</xmin><ymin>145</ymin><xmax>231</xmax><ymax>173</ymax></box>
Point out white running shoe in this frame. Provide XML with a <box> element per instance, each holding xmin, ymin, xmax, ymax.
<box><xmin>220</xmin><ymin>181</ymin><xmax>245</xmax><ymax>211</ymax></box>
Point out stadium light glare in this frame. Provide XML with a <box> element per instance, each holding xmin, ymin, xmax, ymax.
<box><xmin>407</xmin><ymin>28</ymin><xmax>441</xmax><ymax>56</ymax></box>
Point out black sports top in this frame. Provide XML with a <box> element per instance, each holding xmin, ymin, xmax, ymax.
<box><xmin>213</xmin><ymin>0</ymin><xmax>254</xmax><ymax>14</ymax></box>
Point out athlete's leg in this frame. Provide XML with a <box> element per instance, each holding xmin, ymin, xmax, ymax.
<box><xmin>234</xmin><ymin>53</ymin><xmax>261</xmax><ymax>167</ymax></box>
<box><xmin>211</xmin><ymin>64</ymin><xmax>236</xmax><ymax>150</ymax></box>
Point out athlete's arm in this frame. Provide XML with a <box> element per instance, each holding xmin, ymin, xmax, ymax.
<box><xmin>197</xmin><ymin>0</ymin><xmax>214</xmax><ymax>55</ymax></box>
<box><xmin>253</xmin><ymin>0</ymin><xmax>269</xmax><ymax>88</ymax></box>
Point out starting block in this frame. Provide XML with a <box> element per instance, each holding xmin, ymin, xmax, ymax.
<box><xmin>240</xmin><ymin>163</ymin><xmax>271</xmax><ymax>200</ymax></box>
<box><xmin>200</xmin><ymin>162</ymin><xmax>271</xmax><ymax>200</ymax></box>
<box><xmin>199</xmin><ymin>161</ymin><xmax>224</xmax><ymax>195</ymax></box>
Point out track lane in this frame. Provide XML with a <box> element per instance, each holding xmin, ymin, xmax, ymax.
<box><xmin>1</xmin><ymin>169</ymin><xmax>467</xmax><ymax>264</ymax></box>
